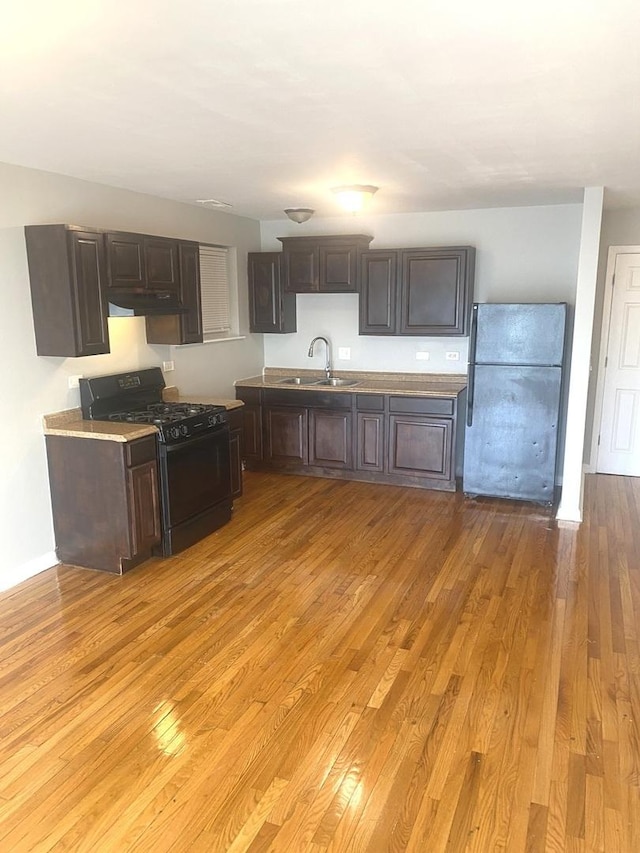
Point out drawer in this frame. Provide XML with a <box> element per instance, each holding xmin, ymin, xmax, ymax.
<box><xmin>389</xmin><ymin>396</ymin><xmax>454</xmax><ymax>416</ymax></box>
<box><xmin>263</xmin><ymin>388</ymin><xmax>353</xmax><ymax>409</ymax></box>
<box><xmin>227</xmin><ymin>408</ymin><xmax>244</xmax><ymax>431</ymax></box>
<box><xmin>356</xmin><ymin>394</ymin><xmax>385</xmax><ymax>412</ymax></box>
<box><xmin>125</xmin><ymin>435</ymin><xmax>158</xmax><ymax>467</ymax></box>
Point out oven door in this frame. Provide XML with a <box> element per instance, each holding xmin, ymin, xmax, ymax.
<box><xmin>158</xmin><ymin>427</ymin><xmax>232</xmax><ymax>552</ymax></box>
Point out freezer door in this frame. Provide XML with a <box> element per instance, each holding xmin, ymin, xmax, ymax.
<box><xmin>463</xmin><ymin>364</ymin><xmax>562</xmax><ymax>502</ymax></box>
<box><xmin>472</xmin><ymin>303</ymin><xmax>566</xmax><ymax>366</ymax></box>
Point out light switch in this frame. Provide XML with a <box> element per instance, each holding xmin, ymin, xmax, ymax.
<box><xmin>338</xmin><ymin>347</ymin><xmax>351</xmax><ymax>360</ymax></box>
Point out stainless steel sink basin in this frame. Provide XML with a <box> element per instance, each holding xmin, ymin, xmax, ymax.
<box><xmin>277</xmin><ymin>377</ymin><xmax>319</xmax><ymax>385</ymax></box>
<box><xmin>314</xmin><ymin>378</ymin><xmax>360</xmax><ymax>387</ymax></box>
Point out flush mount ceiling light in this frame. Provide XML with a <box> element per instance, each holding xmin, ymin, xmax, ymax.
<box><xmin>331</xmin><ymin>184</ymin><xmax>378</xmax><ymax>213</ymax></box>
<box><xmin>284</xmin><ymin>208</ymin><xmax>315</xmax><ymax>224</ymax></box>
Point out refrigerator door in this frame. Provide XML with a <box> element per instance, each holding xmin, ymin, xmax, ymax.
<box><xmin>463</xmin><ymin>364</ymin><xmax>562</xmax><ymax>502</ymax></box>
<box><xmin>471</xmin><ymin>303</ymin><xmax>566</xmax><ymax>366</ymax></box>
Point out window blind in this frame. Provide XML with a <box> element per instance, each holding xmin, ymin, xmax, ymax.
<box><xmin>199</xmin><ymin>245</ymin><xmax>230</xmax><ymax>334</ymax></box>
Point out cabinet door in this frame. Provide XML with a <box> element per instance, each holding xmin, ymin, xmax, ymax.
<box><xmin>309</xmin><ymin>409</ymin><xmax>352</xmax><ymax>469</ymax></box>
<box><xmin>106</xmin><ymin>233</ymin><xmax>145</xmax><ymax>290</ymax></box>
<box><xmin>284</xmin><ymin>245</ymin><xmax>318</xmax><ymax>293</ymax></box>
<box><xmin>178</xmin><ymin>242</ymin><xmax>203</xmax><ymax>342</ymax></box>
<box><xmin>319</xmin><ymin>243</ymin><xmax>357</xmax><ymax>292</ymax></box>
<box><xmin>399</xmin><ymin>247</ymin><xmax>474</xmax><ymax>336</ymax></box>
<box><xmin>144</xmin><ymin>237</ymin><xmax>180</xmax><ymax>293</ymax></box>
<box><xmin>265</xmin><ymin>407</ymin><xmax>308</xmax><ymax>464</ymax></box>
<box><xmin>359</xmin><ymin>251</ymin><xmax>398</xmax><ymax>335</ymax></box>
<box><xmin>229</xmin><ymin>429</ymin><xmax>243</xmax><ymax>499</ymax></box>
<box><xmin>241</xmin><ymin>405</ymin><xmax>263</xmax><ymax>462</ymax></box>
<box><xmin>126</xmin><ymin>459</ymin><xmax>161</xmax><ymax>558</ymax></box>
<box><xmin>69</xmin><ymin>230</ymin><xmax>110</xmax><ymax>356</ymax></box>
<box><xmin>356</xmin><ymin>412</ymin><xmax>385</xmax><ymax>472</ymax></box>
<box><xmin>388</xmin><ymin>414</ymin><xmax>452</xmax><ymax>481</ymax></box>
<box><xmin>248</xmin><ymin>253</ymin><xmax>296</xmax><ymax>333</ymax></box>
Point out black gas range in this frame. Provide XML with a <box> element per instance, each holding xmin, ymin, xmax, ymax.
<box><xmin>79</xmin><ymin>368</ymin><xmax>232</xmax><ymax>556</ymax></box>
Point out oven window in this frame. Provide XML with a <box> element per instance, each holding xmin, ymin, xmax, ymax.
<box><xmin>162</xmin><ymin>430</ymin><xmax>231</xmax><ymax>527</ymax></box>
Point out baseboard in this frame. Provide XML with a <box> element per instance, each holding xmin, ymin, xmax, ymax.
<box><xmin>0</xmin><ymin>551</ymin><xmax>59</xmax><ymax>593</ymax></box>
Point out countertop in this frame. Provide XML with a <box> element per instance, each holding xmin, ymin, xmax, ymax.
<box><xmin>235</xmin><ymin>368</ymin><xmax>467</xmax><ymax>398</ymax></box>
<box><xmin>43</xmin><ymin>395</ymin><xmax>243</xmax><ymax>442</ymax></box>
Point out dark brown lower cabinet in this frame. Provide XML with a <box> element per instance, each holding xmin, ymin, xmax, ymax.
<box><xmin>265</xmin><ymin>407</ymin><xmax>308</xmax><ymax>465</ymax></box>
<box><xmin>227</xmin><ymin>408</ymin><xmax>244</xmax><ymax>499</ymax></box>
<box><xmin>236</xmin><ymin>387</ymin><xmax>463</xmax><ymax>492</ymax></box>
<box><xmin>309</xmin><ymin>409</ymin><xmax>352</xmax><ymax>469</ymax></box>
<box><xmin>388</xmin><ymin>415</ymin><xmax>452</xmax><ymax>481</ymax></box>
<box><xmin>356</xmin><ymin>412</ymin><xmax>385</xmax><ymax>472</ymax></box>
<box><xmin>46</xmin><ymin>434</ymin><xmax>161</xmax><ymax>573</ymax></box>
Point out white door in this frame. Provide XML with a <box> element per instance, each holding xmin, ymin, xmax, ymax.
<box><xmin>597</xmin><ymin>251</ymin><xmax>640</xmax><ymax>475</ymax></box>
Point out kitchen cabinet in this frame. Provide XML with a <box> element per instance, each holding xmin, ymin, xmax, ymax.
<box><xmin>235</xmin><ymin>385</ymin><xmax>462</xmax><ymax>491</ymax></box>
<box><xmin>278</xmin><ymin>234</ymin><xmax>373</xmax><ymax>293</ymax></box>
<box><xmin>309</xmin><ymin>409</ymin><xmax>352</xmax><ymax>469</ymax></box>
<box><xmin>106</xmin><ymin>232</ymin><xmax>180</xmax><ymax>295</ymax></box>
<box><xmin>45</xmin><ymin>434</ymin><xmax>161</xmax><ymax>574</ymax></box>
<box><xmin>359</xmin><ymin>246</ymin><xmax>475</xmax><ymax>336</ymax></box>
<box><xmin>227</xmin><ymin>408</ymin><xmax>244</xmax><ymax>499</ymax></box>
<box><xmin>248</xmin><ymin>252</ymin><xmax>296</xmax><ymax>333</ymax></box>
<box><xmin>356</xmin><ymin>395</ymin><xmax>385</xmax><ymax>473</ymax></box>
<box><xmin>25</xmin><ymin>224</ymin><xmax>110</xmax><ymax>357</ymax></box>
<box><xmin>236</xmin><ymin>388</ymin><xmax>263</xmax><ymax>465</ymax></box>
<box><xmin>265</xmin><ymin>406</ymin><xmax>308</xmax><ymax>465</ymax></box>
<box><xmin>145</xmin><ymin>241</ymin><xmax>203</xmax><ymax>345</ymax></box>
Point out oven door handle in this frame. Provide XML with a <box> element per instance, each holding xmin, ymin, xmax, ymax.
<box><xmin>162</xmin><ymin>427</ymin><xmax>229</xmax><ymax>453</ymax></box>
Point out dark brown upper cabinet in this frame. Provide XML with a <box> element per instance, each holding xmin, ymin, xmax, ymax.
<box><xmin>278</xmin><ymin>235</ymin><xmax>373</xmax><ymax>293</ymax></box>
<box><xmin>106</xmin><ymin>232</ymin><xmax>180</xmax><ymax>295</ymax></box>
<box><xmin>248</xmin><ymin>252</ymin><xmax>296</xmax><ymax>333</ymax></box>
<box><xmin>146</xmin><ymin>242</ymin><xmax>203</xmax><ymax>345</ymax></box>
<box><xmin>359</xmin><ymin>246</ymin><xmax>475</xmax><ymax>337</ymax></box>
<box><xmin>25</xmin><ymin>224</ymin><xmax>110</xmax><ymax>357</ymax></box>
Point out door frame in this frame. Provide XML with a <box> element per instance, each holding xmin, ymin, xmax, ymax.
<box><xmin>590</xmin><ymin>245</ymin><xmax>640</xmax><ymax>472</ymax></box>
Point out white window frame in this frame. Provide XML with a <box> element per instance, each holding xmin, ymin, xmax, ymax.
<box><xmin>199</xmin><ymin>244</ymin><xmax>241</xmax><ymax>342</ymax></box>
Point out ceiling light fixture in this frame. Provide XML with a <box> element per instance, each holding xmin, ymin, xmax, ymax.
<box><xmin>284</xmin><ymin>208</ymin><xmax>315</xmax><ymax>224</ymax></box>
<box><xmin>331</xmin><ymin>184</ymin><xmax>378</xmax><ymax>213</ymax></box>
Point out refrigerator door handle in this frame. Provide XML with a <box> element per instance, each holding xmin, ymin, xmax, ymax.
<box><xmin>467</xmin><ymin>364</ymin><xmax>475</xmax><ymax>427</ymax></box>
<box><xmin>469</xmin><ymin>303</ymin><xmax>479</xmax><ymax>365</ymax></box>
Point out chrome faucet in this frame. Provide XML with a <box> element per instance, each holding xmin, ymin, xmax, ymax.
<box><xmin>307</xmin><ymin>336</ymin><xmax>332</xmax><ymax>379</ymax></box>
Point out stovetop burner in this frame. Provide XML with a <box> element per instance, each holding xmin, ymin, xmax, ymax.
<box><xmin>79</xmin><ymin>368</ymin><xmax>228</xmax><ymax>444</ymax></box>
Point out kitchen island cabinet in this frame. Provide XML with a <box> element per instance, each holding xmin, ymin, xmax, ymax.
<box><xmin>45</xmin><ymin>433</ymin><xmax>161</xmax><ymax>574</ymax></box>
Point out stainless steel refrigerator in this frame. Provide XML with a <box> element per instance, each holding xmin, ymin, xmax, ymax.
<box><xmin>463</xmin><ymin>303</ymin><xmax>567</xmax><ymax>504</ymax></box>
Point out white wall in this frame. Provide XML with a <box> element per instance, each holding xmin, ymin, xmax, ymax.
<box><xmin>260</xmin><ymin>204</ymin><xmax>583</xmax><ymax>373</ymax></box>
<box><xmin>0</xmin><ymin>161</ymin><xmax>264</xmax><ymax>587</ymax></box>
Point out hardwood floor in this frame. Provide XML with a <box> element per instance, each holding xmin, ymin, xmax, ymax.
<box><xmin>1</xmin><ymin>472</ymin><xmax>639</xmax><ymax>851</ymax></box>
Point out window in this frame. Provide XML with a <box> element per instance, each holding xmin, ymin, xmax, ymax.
<box><xmin>199</xmin><ymin>245</ymin><xmax>231</xmax><ymax>339</ymax></box>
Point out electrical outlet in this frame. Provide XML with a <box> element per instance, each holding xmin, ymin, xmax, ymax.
<box><xmin>163</xmin><ymin>360</ymin><xmax>175</xmax><ymax>372</ymax></box>
<box><xmin>445</xmin><ymin>351</ymin><xmax>460</xmax><ymax>361</ymax></box>
<box><xmin>415</xmin><ymin>351</ymin><xmax>430</xmax><ymax>361</ymax></box>
<box><xmin>68</xmin><ymin>374</ymin><xmax>83</xmax><ymax>389</ymax></box>
<box><xmin>338</xmin><ymin>347</ymin><xmax>351</xmax><ymax>360</ymax></box>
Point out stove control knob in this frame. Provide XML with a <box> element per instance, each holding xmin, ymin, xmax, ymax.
<box><xmin>169</xmin><ymin>426</ymin><xmax>181</xmax><ymax>440</ymax></box>
<box><xmin>180</xmin><ymin>424</ymin><xmax>189</xmax><ymax>436</ymax></box>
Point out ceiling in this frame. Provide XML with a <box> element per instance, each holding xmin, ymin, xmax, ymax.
<box><xmin>1</xmin><ymin>1</ymin><xmax>639</xmax><ymax>220</ymax></box>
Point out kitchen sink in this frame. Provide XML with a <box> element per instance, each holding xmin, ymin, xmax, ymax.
<box><xmin>314</xmin><ymin>378</ymin><xmax>360</xmax><ymax>387</ymax></box>
<box><xmin>277</xmin><ymin>376</ymin><xmax>320</xmax><ymax>385</ymax></box>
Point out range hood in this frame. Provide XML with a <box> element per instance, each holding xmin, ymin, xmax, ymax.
<box><xmin>107</xmin><ymin>289</ymin><xmax>188</xmax><ymax>317</ymax></box>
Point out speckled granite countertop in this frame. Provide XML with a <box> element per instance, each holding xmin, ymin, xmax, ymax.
<box><xmin>235</xmin><ymin>368</ymin><xmax>467</xmax><ymax>398</ymax></box>
<box><xmin>43</xmin><ymin>395</ymin><xmax>243</xmax><ymax>442</ymax></box>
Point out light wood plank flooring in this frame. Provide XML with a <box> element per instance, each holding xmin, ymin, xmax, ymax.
<box><xmin>1</xmin><ymin>472</ymin><xmax>639</xmax><ymax>851</ymax></box>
